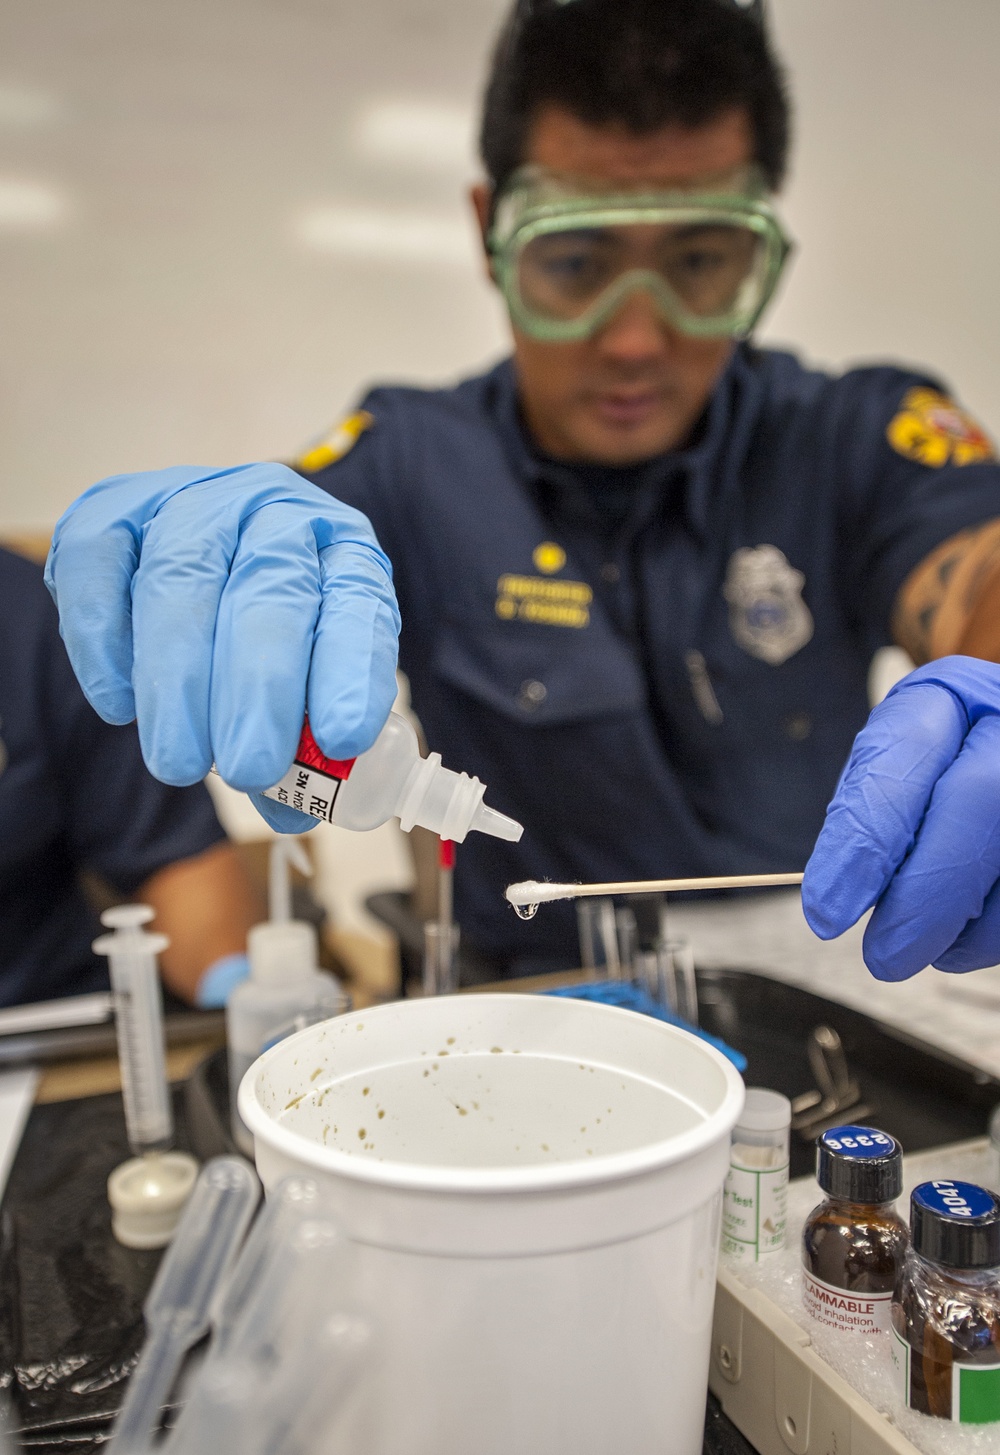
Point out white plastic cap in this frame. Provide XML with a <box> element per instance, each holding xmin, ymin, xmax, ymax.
<box><xmin>107</xmin><ymin>1150</ymin><xmax>199</xmax><ymax>1249</ymax></box>
<box><xmin>248</xmin><ymin>920</ymin><xmax>319</xmax><ymax>985</ymax></box>
<box><xmin>735</xmin><ymin>1087</ymin><xmax>791</xmax><ymax>1133</ymax></box>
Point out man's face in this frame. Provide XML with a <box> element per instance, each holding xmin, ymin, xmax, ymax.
<box><xmin>474</xmin><ymin>105</ymin><xmax>756</xmax><ymax>464</ymax></box>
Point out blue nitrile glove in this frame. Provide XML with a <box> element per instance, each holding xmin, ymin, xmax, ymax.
<box><xmin>195</xmin><ymin>952</ymin><xmax>251</xmax><ymax>1008</ymax></box>
<box><xmin>803</xmin><ymin>657</ymin><xmax>1000</xmax><ymax>981</ymax></box>
<box><xmin>45</xmin><ymin>464</ymin><xmax>400</xmax><ymax>832</ymax></box>
<box><xmin>543</xmin><ymin>980</ymin><xmax>748</xmax><ymax>1071</ymax></box>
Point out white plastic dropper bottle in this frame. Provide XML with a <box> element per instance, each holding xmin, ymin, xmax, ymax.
<box><xmin>262</xmin><ymin>712</ymin><xmax>523</xmax><ymax>842</ymax></box>
<box><xmin>226</xmin><ymin>837</ymin><xmax>348</xmax><ymax>1155</ymax></box>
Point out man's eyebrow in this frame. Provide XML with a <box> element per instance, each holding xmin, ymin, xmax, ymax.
<box><xmin>666</xmin><ymin>223</ymin><xmax>741</xmax><ymax>241</ymax></box>
<box><xmin>538</xmin><ymin>227</ymin><xmax>618</xmax><ymax>245</ymax></box>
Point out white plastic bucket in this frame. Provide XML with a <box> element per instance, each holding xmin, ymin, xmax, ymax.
<box><xmin>239</xmin><ymin>992</ymin><xmax>744</xmax><ymax>1455</ymax></box>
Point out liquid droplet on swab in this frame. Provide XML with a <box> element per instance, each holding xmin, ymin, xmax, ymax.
<box><xmin>514</xmin><ymin>902</ymin><xmax>538</xmax><ymax>920</ymax></box>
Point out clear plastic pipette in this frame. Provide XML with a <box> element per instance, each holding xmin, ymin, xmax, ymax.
<box><xmin>93</xmin><ymin>905</ymin><xmax>173</xmax><ymax>1153</ymax></box>
<box><xmin>108</xmin><ymin>1156</ymin><xmax>260</xmax><ymax>1454</ymax></box>
<box><xmin>166</xmin><ymin>1176</ymin><xmax>372</xmax><ymax>1455</ymax></box>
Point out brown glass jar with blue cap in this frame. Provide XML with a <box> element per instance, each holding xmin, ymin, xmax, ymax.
<box><xmin>802</xmin><ymin>1125</ymin><xmax>908</xmax><ymax>1334</ymax></box>
<box><xmin>892</xmin><ymin>1180</ymin><xmax>1000</xmax><ymax>1422</ymax></box>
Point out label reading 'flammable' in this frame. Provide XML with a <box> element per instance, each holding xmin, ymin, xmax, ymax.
<box><xmin>802</xmin><ymin>1268</ymin><xmax>893</xmax><ymax>1334</ymax></box>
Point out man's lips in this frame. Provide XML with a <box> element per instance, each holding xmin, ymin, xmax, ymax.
<box><xmin>590</xmin><ymin>390</ymin><xmax>664</xmax><ymax>427</ymax></box>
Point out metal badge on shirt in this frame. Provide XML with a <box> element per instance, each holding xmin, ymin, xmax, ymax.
<box><xmin>723</xmin><ymin>545</ymin><xmax>814</xmax><ymax>666</ymax></box>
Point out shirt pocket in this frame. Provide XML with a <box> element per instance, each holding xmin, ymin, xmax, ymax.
<box><xmin>432</xmin><ymin>620</ymin><xmax>646</xmax><ymax>726</ymax></box>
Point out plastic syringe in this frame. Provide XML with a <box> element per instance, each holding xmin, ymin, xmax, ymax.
<box><xmin>93</xmin><ymin>905</ymin><xmax>173</xmax><ymax>1153</ymax></box>
<box><xmin>94</xmin><ymin>905</ymin><xmax>200</xmax><ymax>1248</ymax></box>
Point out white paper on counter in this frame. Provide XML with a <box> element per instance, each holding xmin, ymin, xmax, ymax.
<box><xmin>0</xmin><ymin>1067</ymin><xmax>39</xmax><ymax>1199</ymax></box>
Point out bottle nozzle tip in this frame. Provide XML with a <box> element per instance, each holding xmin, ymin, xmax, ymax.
<box><xmin>472</xmin><ymin>804</ymin><xmax>524</xmax><ymax>843</ymax></box>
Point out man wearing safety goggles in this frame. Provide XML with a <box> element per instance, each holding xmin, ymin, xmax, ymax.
<box><xmin>490</xmin><ymin>164</ymin><xmax>787</xmax><ymax>347</ymax></box>
<box><xmin>46</xmin><ymin>0</ymin><xmax>1000</xmax><ymax>985</ymax></box>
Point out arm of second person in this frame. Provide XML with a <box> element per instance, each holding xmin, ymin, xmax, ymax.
<box><xmin>893</xmin><ymin>518</ymin><xmax>1000</xmax><ymax>663</ymax></box>
<box><xmin>138</xmin><ymin>840</ymin><xmax>265</xmax><ymax>1004</ymax></box>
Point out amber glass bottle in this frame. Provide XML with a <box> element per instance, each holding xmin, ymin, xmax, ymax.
<box><xmin>892</xmin><ymin>1180</ymin><xmax>1000</xmax><ymax>1423</ymax></box>
<box><xmin>802</xmin><ymin>1125</ymin><xmax>908</xmax><ymax>1334</ymax></box>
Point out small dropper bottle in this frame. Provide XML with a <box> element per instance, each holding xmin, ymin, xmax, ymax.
<box><xmin>226</xmin><ymin>838</ymin><xmax>347</xmax><ymax>1155</ymax></box>
<box><xmin>262</xmin><ymin>712</ymin><xmax>523</xmax><ymax>841</ymax></box>
<box><xmin>802</xmin><ymin>1124</ymin><xmax>908</xmax><ymax>1334</ymax></box>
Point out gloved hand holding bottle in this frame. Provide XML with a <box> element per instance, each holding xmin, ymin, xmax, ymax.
<box><xmin>44</xmin><ymin>463</ymin><xmax>401</xmax><ymax>799</ymax></box>
<box><xmin>803</xmin><ymin>656</ymin><xmax>1000</xmax><ymax>981</ymax></box>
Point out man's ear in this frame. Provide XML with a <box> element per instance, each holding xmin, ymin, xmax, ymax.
<box><xmin>469</xmin><ymin>183</ymin><xmax>496</xmax><ymax>282</ymax></box>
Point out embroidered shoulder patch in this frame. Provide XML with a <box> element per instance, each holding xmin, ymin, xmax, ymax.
<box><xmin>886</xmin><ymin>388</ymin><xmax>995</xmax><ymax>468</ymax></box>
<box><xmin>294</xmin><ymin>410</ymin><xmax>374</xmax><ymax>474</ymax></box>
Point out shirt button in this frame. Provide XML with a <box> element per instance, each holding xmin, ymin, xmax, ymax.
<box><xmin>518</xmin><ymin>679</ymin><xmax>547</xmax><ymax>710</ymax></box>
<box><xmin>785</xmin><ymin>712</ymin><xmax>812</xmax><ymax>741</ymax></box>
<box><xmin>600</xmin><ymin>563</ymin><xmax>621</xmax><ymax>584</ymax></box>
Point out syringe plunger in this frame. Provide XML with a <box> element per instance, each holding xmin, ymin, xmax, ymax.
<box><xmin>93</xmin><ymin>904</ymin><xmax>173</xmax><ymax>1156</ymax></box>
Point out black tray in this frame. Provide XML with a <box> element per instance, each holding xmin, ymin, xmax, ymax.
<box><xmin>696</xmin><ymin>967</ymin><xmax>999</xmax><ymax>1178</ymax></box>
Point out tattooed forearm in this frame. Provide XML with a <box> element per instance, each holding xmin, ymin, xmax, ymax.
<box><xmin>893</xmin><ymin>518</ymin><xmax>1000</xmax><ymax>664</ymax></box>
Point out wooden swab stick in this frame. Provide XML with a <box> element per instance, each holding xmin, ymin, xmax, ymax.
<box><xmin>505</xmin><ymin>871</ymin><xmax>804</xmax><ymax>910</ymax></box>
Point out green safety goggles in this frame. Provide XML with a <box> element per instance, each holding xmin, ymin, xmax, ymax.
<box><xmin>488</xmin><ymin>165</ymin><xmax>792</xmax><ymax>342</ymax></box>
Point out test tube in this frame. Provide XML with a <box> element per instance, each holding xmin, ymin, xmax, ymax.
<box><xmin>423</xmin><ymin>922</ymin><xmax>459</xmax><ymax>996</ymax></box>
<box><xmin>93</xmin><ymin>905</ymin><xmax>173</xmax><ymax>1154</ymax></box>
<box><xmin>423</xmin><ymin>840</ymin><xmax>459</xmax><ymax>995</ymax></box>
<box><xmin>575</xmin><ymin>898</ymin><xmax>621</xmax><ymax>978</ymax></box>
<box><xmin>614</xmin><ymin>907</ymin><xmax>637</xmax><ymax>982</ymax></box>
<box><xmin>645</xmin><ymin>935</ymin><xmax>699</xmax><ymax>1026</ymax></box>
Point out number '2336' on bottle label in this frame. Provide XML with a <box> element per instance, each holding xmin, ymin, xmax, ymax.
<box><xmin>802</xmin><ymin>1269</ymin><xmax>893</xmax><ymax>1333</ymax></box>
<box><xmin>892</xmin><ymin>1328</ymin><xmax>1000</xmax><ymax>1422</ymax></box>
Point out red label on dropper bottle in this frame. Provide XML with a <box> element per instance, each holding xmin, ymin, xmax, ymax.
<box><xmin>294</xmin><ymin>720</ymin><xmax>356</xmax><ymax>780</ymax></box>
<box><xmin>260</xmin><ymin>720</ymin><xmax>357</xmax><ymax>822</ymax></box>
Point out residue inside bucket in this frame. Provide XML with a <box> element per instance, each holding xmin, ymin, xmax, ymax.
<box><xmin>270</xmin><ymin>1050</ymin><xmax>704</xmax><ymax>1169</ymax></box>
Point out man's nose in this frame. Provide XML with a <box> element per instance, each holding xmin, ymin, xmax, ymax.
<box><xmin>594</xmin><ymin>289</ymin><xmax>676</xmax><ymax>363</ymax></box>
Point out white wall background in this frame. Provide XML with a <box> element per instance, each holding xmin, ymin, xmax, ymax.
<box><xmin>1</xmin><ymin>0</ymin><xmax>996</xmax><ymax>932</ymax></box>
<box><xmin>1</xmin><ymin>0</ymin><xmax>999</xmax><ymax>534</ymax></box>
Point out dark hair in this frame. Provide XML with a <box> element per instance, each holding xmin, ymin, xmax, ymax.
<box><xmin>480</xmin><ymin>0</ymin><xmax>791</xmax><ymax>201</ymax></box>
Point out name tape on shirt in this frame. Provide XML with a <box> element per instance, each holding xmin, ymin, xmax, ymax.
<box><xmin>495</xmin><ymin>573</ymin><xmax>592</xmax><ymax>628</ymax></box>
<box><xmin>495</xmin><ymin>541</ymin><xmax>591</xmax><ymax>628</ymax></box>
<box><xmin>887</xmin><ymin>388</ymin><xmax>995</xmax><ymax>469</ymax></box>
<box><xmin>295</xmin><ymin>410</ymin><xmax>374</xmax><ymax>474</ymax></box>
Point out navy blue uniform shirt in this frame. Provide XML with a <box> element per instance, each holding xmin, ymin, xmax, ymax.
<box><xmin>298</xmin><ymin>346</ymin><xmax>1000</xmax><ymax>970</ymax></box>
<box><xmin>0</xmin><ymin>549</ymin><xmax>226</xmax><ymax>1006</ymax></box>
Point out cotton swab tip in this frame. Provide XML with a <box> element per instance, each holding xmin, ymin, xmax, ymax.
<box><xmin>504</xmin><ymin>880</ymin><xmax>576</xmax><ymax>907</ymax></box>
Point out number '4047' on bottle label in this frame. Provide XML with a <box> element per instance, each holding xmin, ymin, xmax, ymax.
<box><xmin>722</xmin><ymin>1158</ymin><xmax>788</xmax><ymax>1262</ymax></box>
